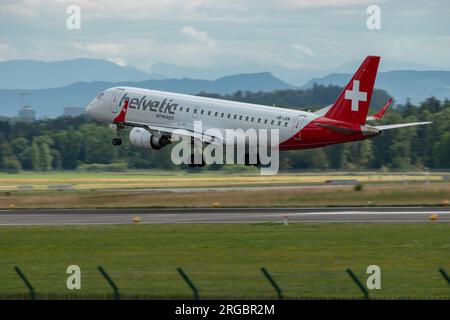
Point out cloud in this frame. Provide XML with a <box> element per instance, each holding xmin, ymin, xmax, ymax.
<box><xmin>0</xmin><ymin>0</ymin><xmax>254</xmax><ymax>22</ymax></box>
<box><xmin>0</xmin><ymin>42</ymin><xmax>14</xmax><ymax>60</ymax></box>
<box><xmin>181</xmin><ymin>26</ymin><xmax>216</xmax><ymax>48</ymax></box>
<box><xmin>280</xmin><ymin>0</ymin><xmax>386</xmax><ymax>8</ymax></box>
<box><xmin>292</xmin><ymin>43</ymin><xmax>313</xmax><ymax>56</ymax></box>
<box><xmin>72</xmin><ymin>43</ymin><xmax>123</xmax><ymax>56</ymax></box>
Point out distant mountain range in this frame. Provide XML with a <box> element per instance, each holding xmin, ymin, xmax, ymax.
<box><xmin>2</xmin><ymin>58</ymin><xmax>443</xmax><ymax>90</ymax></box>
<box><xmin>0</xmin><ymin>73</ymin><xmax>295</xmax><ymax>117</ymax></box>
<box><xmin>151</xmin><ymin>60</ymin><xmax>444</xmax><ymax>85</ymax></box>
<box><xmin>0</xmin><ymin>59</ymin><xmax>165</xmax><ymax>89</ymax></box>
<box><xmin>1</xmin><ymin>58</ymin><xmax>449</xmax><ymax>118</ymax></box>
<box><xmin>302</xmin><ymin>70</ymin><xmax>450</xmax><ymax>104</ymax></box>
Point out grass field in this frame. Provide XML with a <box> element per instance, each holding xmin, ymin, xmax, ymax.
<box><xmin>0</xmin><ymin>223</ymin><xmax>449</xmax><ymax>299</ymax></box>
<box><xmin>0</xmin><ymin>171</ymin><xmax>447</xmax><ymax>191</ymax></box>
<box><xmin>1</xmin><ymin>182</ymin><xmax>449</xmax><ymax>209</ymax></box>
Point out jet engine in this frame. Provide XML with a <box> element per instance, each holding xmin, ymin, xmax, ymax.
<box><xmin>129</xmin><ymin>127</ymin><xmax>170</xmax><ymax>150</ymax></box>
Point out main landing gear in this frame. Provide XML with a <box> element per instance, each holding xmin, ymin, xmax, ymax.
<box><xmin>188</xmin><ymin>137</ymin><xmax>206</xmax><ymax>168</ymax></box>
<box><xmin>188</xmin><ymin>154</ymin><xmax>206</xmax><ymax>168</ymax></box>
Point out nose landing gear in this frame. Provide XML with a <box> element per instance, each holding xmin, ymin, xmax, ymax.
<box><xmin>112</xmin><ymin>124</ymin><xmax>125</xmax><ymax>146</ymax></box>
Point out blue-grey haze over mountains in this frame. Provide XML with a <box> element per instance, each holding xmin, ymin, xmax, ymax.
<box><xmin>0</xmin><ymin>58</ymin><xmax>449</xmax><ymax>118</ymax></box>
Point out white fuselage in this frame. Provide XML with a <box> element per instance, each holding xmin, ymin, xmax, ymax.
<box><xmin>86</xmin><ymin>86</ymin><xmax>319</xmax><ymax>145</ymax></box>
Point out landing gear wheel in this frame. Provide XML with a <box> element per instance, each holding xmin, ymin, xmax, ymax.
<box><xmin>112</xmin><ymin>138</ymin><xmax>122</xmax><ymax>146</ymax></box>
<box><xmin>188</xmin><ymin>154</ymin><xmax>206</xmax><ymax>167</ymax></box>
<box><xmin>112</xmin><ymin>124</ymin><xmax>125</xmax><ymax>146</ymax></box>
<box><xmin>244</xmin><ymin>153</ymin><xmax>261</xmax><ymax>166</ymax></box>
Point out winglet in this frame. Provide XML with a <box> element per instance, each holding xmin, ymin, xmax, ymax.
<box><xmin>366</xmin><ymin>98</ymin><xmax>392</xmax><ymax>121</ymax></box>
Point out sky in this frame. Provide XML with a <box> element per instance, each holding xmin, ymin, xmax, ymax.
<box><xmin>0</xmin><ymin>0</ymin><xmax>449</xmax><ymax>75</ymax></box>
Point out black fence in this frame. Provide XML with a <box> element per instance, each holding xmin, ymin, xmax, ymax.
<box><xmin>3</xmin><ymin>266</ymin><xmax>449</xmax><ymax>300</ymax></box>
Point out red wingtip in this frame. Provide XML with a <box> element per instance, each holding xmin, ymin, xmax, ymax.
<box><xmin>372</xmin><ymin>98</ymin><xmax>392</xmax><ymax>120</ymax></box>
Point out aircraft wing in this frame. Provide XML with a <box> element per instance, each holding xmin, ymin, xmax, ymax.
<box><xmin>144</xmin><ymin>124</ymin><xmax>223</xmax><ymax>145</ymax></box>
<box><xmin>374</xmin><ymin>121</ymin><xmax>432</xmax><ymax>131</ymax></box>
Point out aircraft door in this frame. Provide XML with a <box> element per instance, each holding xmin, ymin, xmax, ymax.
<box><xmin>110</xmin><ymin>89</ymin><xmax>123</xmax><ymax>114</ymax></box>
<box><xmin>292</xmin><ymin>115</ymin><xmax>307</xmax><ymax>141</ymax></box>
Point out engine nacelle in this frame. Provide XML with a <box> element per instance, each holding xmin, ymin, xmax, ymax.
<box><xmin>129</xmin><ymin>127</ymin><xmax>171</xmax><ymax>150</ymax></box>
<box><xmin>129</xmin><ymin>127</ymin><xmax>153</xmax><ymax>149</ymax></box>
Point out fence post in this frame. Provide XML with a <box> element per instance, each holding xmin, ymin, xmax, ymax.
<box><xmin>438</xmin><ymin>268</ymin><xmax>450</xmax><ymax>285</ymax></box>
<box><xmin>177</xmin><ymin>268</ymin><xmax>199</xmax><ymax>300</ymax></box>
<box><xmin>260</xmin><ymin>267</ymin><xmax>283</xmax><ymax>300</ymax></box>
<box><xmin>14</xmin><ymin>266</ymin><xmax>36</xmax><ymax>300</ymax></box>
<box><xmin>346</xmin><ymin>268</ymin><xmax>369</xmax><ymax>300</ymax></box>
<box><xmin>97</xmin><ymin>266</ymin><xmax>120</xmax><ymax>300</ymax></box>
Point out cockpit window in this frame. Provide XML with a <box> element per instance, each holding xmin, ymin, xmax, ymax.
<box><xmin>96</xmin><ymin>93</ymin><xmax>104</xmax><ymax>100</ymax></box>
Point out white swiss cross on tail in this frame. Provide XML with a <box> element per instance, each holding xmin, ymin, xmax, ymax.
<box><xmin>345</xmin><ymin>80</ymin><xmax>367</xmax><ymax>111</ymax></box>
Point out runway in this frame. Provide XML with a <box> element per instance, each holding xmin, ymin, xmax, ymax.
<box><xmin>0</xmin><ymin>207</ymin><xmax>449</xmax><ymax>225</ymax></box>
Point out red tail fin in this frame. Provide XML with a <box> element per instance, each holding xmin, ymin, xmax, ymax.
<box><xmin>325</xmin><ymin>56</ymin><xmax>380</xmax><ymax>125</ymax></box>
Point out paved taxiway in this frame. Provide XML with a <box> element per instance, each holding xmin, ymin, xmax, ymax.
<box><xmin>0</xmin><ymin>207</ymin><xmax>449</xmax><ymax>225</ymax></box>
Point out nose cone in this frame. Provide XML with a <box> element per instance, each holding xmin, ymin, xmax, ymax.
<box><xmin>85</xmin><ymin>99</ymin><xmax>99</xmax><ymax>118</ymax></box>
<box><xmin>86</xmin><ymin>96</ymin><xmax>108</xmax><ymax>122</ymax></box>
<box><xmin>86</xmin><ymin>100</ymin><xmax>95</xmax><ymax>114</ymax></box>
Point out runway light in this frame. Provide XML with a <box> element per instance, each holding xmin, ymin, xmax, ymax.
<box><xmin>429</xmin><ymin>213</ymin><xmax>439</xmax><ymax>221</ymax></box>
<box><xmin>212</xmin><ymin>201</ymin><xmax>221</xmax><ymax>208</ymax></box>
<box><xmin>9</xmin><ymin>204</ymin><xmax>15</xmax><ymax>209</ymax></box>
<box><xmin>441</xmin><ymin>199</ymin><xmax>449</xmax><ymax>207</ymax></box>
<box><xmin>283</xmin><ymin>215</ymin><xmax>289</xmax><ymax>226</ymax></box>
<box><xmin>132</xmin><ymin>216</ymin><xmax>141</xmax><ymax>223</ymax></box>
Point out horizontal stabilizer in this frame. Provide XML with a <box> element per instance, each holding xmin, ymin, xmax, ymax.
<box><xmin>375</xmin><ymin>122</ymin><xmax>432</xmax><ymax>131</ymax></box>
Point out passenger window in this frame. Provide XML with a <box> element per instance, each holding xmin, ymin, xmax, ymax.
<box><xmin>271</xmin><ymin>120</ymin><xmax>274</xmax><ymax>125</ymax></box>
<box><xmin>284</xmin><ymin>122</ymin><xmax>288</xmax><ymax>127</ymax></box>
<box><xmin>201</xmin><ymin>110</ymin><xmax>204</xmax><ymax>114</ymax></box>
<box><xmin>239</xmin><ymin>115</ymin><xmax>243</xmax><ymax>120</ymax></box>
<box><xmin>221</xmin><ymin>113</ymin><xmax>224</xmax><ymax>117</ymax></box>
<box><xmin>258</xmin><ymin>118</ymin><xmax>261</xmax><ymax>123</ymax></box>
<box><xmin>186</xmin><ymin>108</ymin><xmax>190</xmax><ymax>112</ymax></box>
<box><xmin>180</xmin><ymin>107</ymin><xmax>183</xmax><ymax>111</ymax></box>
<box><xmin>264</xmin><ymin>119</ymin><xmax>268</xmax><ymax>124</ymax></box>
<box><xmin>245</xmin><ymin>116</ymin><xmax>249</xmax><ymax>121</ymax></box>
<box><xmin>234</xmin><ymin>115</ymin><xmax>237</xmax><ymax>119</ymax></box>
<box><xmin>208</xmin><ymin>111</ymin><xmax>211</xmax><ymax>116</ymax></box>
<box><xmin>251</xmin><ymin>117</ymin><xmax>254</xmax><ymax>122</ymax></box>
<box><xmin>194</xmin><ymin>109</ymin><xmax>197</xmax><ymax>113</ymax></box>
<box><xmin>227</xmin><ymin>114</ymin><xmax>231</xmax><ymax>119</ymax></box>
<box><xmin>215</xmin><ymin>112</ymin><xmax>218</xmax><ymax>117</ymax></box>
<box><xmin>278</xmin><ymin>121</ymin><xmax>281</xmax><ymax>126</ymax></box>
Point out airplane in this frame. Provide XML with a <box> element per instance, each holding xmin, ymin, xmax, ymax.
<box><xmin>86</xmin><ymin>56</ymin><xmax>431</xmax><ymax>167</ymax></box>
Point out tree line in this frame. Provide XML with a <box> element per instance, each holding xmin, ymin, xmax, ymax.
<box><xmin>0</xmin><ymin>84</ymin><xmax>449</xmax><ymax>172</ymax></box>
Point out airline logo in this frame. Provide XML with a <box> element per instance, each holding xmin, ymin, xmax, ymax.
<box><xmin>119</xmin><ymin>93</ymin><xmax>177</xmax><ymax>115</ymax></box>
<box><xmin>114</xmin><ymin>99</ymin><xmax>129</xmax><ymax>123</ymax></box>
<box><xmin>345</xmin><ymin>80</ymin><xmax>367</xmax><ymax>112</ymax></box>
